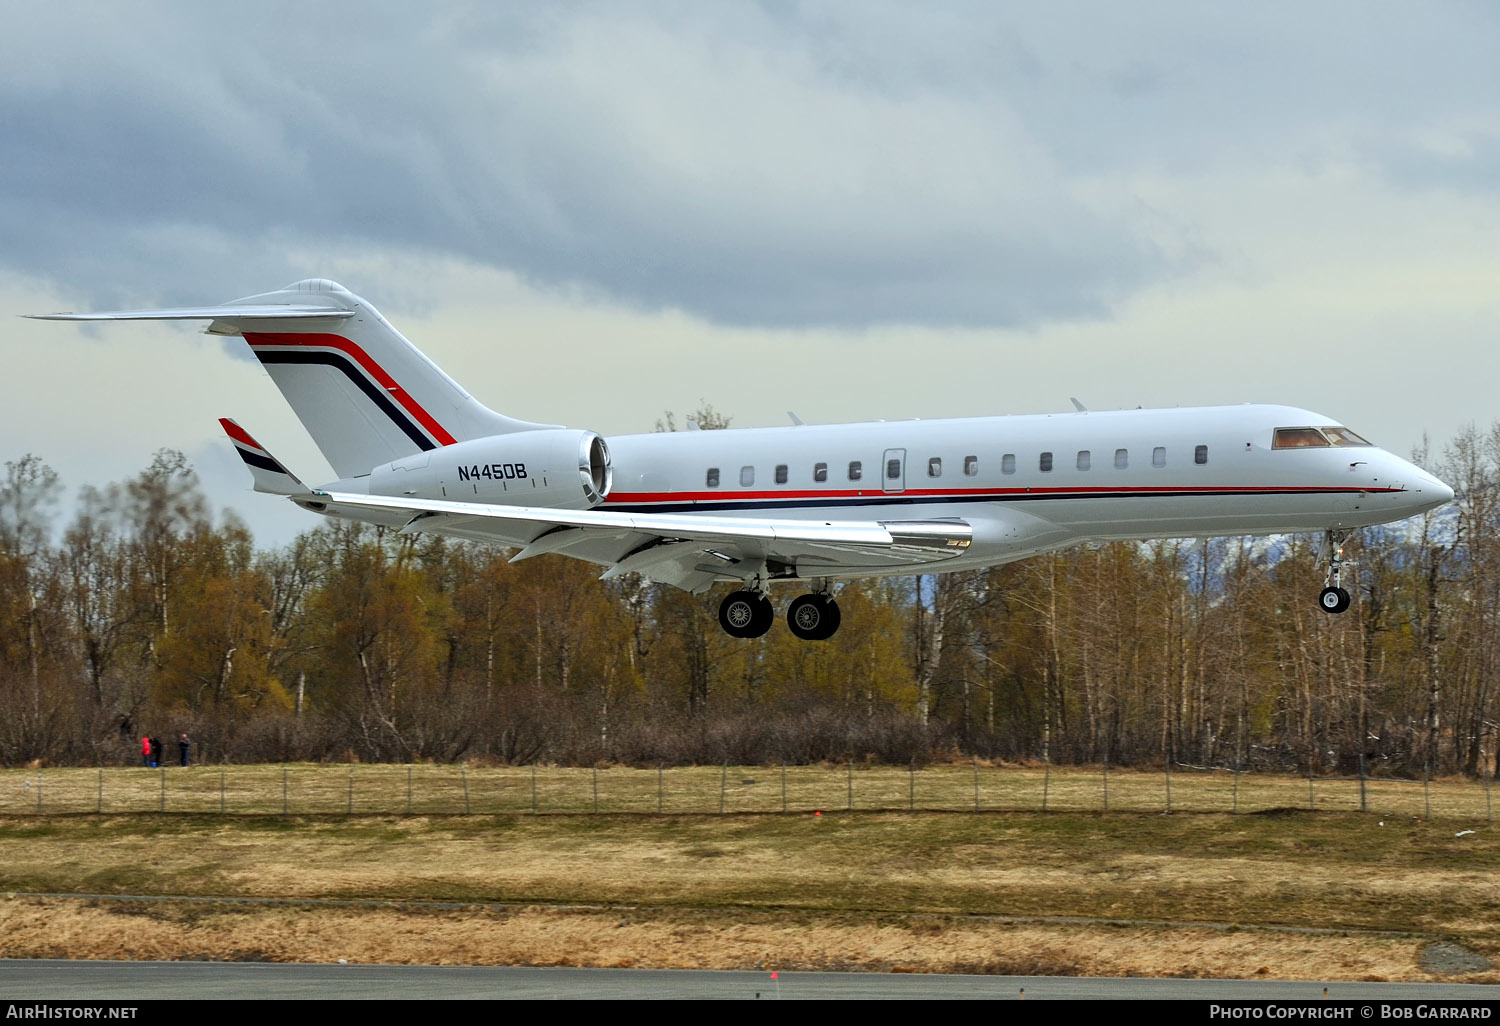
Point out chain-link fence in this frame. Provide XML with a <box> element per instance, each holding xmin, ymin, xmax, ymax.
<box><xmin>1</xmin><ymin>762</ymin><xmax>1494</xmax><ymax>819</ymax></box>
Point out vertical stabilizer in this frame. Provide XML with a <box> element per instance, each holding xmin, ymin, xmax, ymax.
<box><xmin>209</xmin><ymin>279</ymin><xmax>555</xmax><ymax>478</ymax></box>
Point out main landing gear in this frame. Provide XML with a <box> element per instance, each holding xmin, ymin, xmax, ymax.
<box><xmin>718</xmin><ymin>586</ymin><xmax>842</xmax><ymax>641</ymax></box>
<box><xmin>1318</xmin><ymin>528</ymin><xmax>1354</xmax><ymax>615</ymax></box>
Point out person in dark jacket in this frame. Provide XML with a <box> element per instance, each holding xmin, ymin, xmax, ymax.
<box><xmin>178</xmin><ymin>733</ymin><xmax>190</xmax><ymax>767</ymax></box>
<box><xmin>149</xmin><ymin>737</ymin><xmax>161</xmax><ymax>768</ymax></box>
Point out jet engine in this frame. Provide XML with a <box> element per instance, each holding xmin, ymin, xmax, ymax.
<box><xmin>368</xmin><ymin>429</ymin><xmax>612</xmax><ymax>510</ymax></box>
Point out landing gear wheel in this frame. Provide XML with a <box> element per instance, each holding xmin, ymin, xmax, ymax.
<box><xmin>787</xmin><ymin>594</ymin><xmax>842</xmax><ymax>641</ymax></box>
<box><xmin>719</xmin><ymin>591</ymin><xmax>774</xmax><ymax>638</ymax></box>
<box><xmin>1317</xmin><ymin>529</ymin><xmax>1357</xmax><ymax>615</ymax></box>
<box><xmin>1318</xmin><ymin>586</ymin><xmax>1351</xmax><ymax>614</ymax></box>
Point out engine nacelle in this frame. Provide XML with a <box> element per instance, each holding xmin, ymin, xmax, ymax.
<box><xmin>368</xmin><ymin>429</ymin><xmax>612</xmax><ymax>509</ymax></box>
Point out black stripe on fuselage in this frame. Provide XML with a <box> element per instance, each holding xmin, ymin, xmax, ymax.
<box><xmin>253</xmin><ymin>350</ymin><xmax>435</xmax><ymax>452</ymax></box>
<box><xmin>603</xmin><ymin>488</ymin><xmax>1388</xmax><ymax>514</ymax></box>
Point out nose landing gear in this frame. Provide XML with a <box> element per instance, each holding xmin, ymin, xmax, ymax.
<box><xmin>1318</xmin><ymin>529</ymin><xmax>1354</xmax><ymax>614</ymax></box>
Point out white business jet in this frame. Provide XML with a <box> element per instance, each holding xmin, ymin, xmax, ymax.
<box><xmin>30</xmin><ymin>279</ymin><xmax>1453</xmax><ymax>641</ymax></box>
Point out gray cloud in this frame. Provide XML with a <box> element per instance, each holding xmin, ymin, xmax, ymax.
<box><xmin>1</xmin><ymin>2</ymin><xmax>1495</xmax><ymax>325</ymax></box>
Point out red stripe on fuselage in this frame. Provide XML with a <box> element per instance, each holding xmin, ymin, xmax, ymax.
<box><xmin>604</xmin><ymin>484</ymin><xmax>1404</xmax><ymax>505</ymax></box>
<box><xmin>243</xmin><ymin>332</ymin><xmax>457</xmax><ymax>447</ymax></box>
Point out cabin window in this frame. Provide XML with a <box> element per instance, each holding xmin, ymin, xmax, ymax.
<box><xmin>1002</xmin><ymin>453</ymin><xmax>1016</xmax><ymax>475</ymax></box>
<box><xmin>1195</xmin><ymin>445</ymin><xmax>1208</xmax><ymax>465</ymax></box>
<box><xmin>1273</xmin><ymin>427</ymin><xmax>1332</xmax><ymax>449</ymax></box>
<box><xmin>848</xmin><ymin>461</ymin><xmax>863</xmax><ymax>482</ymax></box>
<box><xmin>814</xmin><ymin>462</ymin><xmax>828</xmax><ymax>483</ymax></box>
<box><xmin>1114</xmin><ymin>448</ymin><xmax>1128</xmax><ymax>469</ymax></box>
<box><xmin>887</xmin><ymin>458</ymin><xmax>902</xmax><ymax>480</ymax></box>
<box><xmin>740</xmin><ymin>466</ymin><xmax>755</xmax><ymax>486</ymax></box>
<box><xmin>706</xmin><ymin>468</ymin><xmax>720</xmax><ymax>488</ymax></box>
<box><xmin>1077</xmin><ymin>450</ymin><xmax>1091</xmax><ymax>471</ymax></box>
<box><xmin>963</xmin><ymin>455</ymin><xmax>979</xmax><ymax>476</ymax></box>
<box><xmin>774</xmin><ymin>464</ymin><xmax>788</xmax><ymax>484</ymax></box>
<box><xmin>1040</xmin><ymin>452</ymin><xmax>1053</xmax><ymax>473</ymax></box>
<box><xmin>928</xmin><ymin>457</ymin><xmax>942</xmax><ymax>478</ymax></box>
<box><xmin>1152</xmin><ymin>447</ymin><xmax>1166</xmax><ymax>468</ymax></box>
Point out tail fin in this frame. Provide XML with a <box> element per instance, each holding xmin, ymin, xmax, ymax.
<box><xmin>219</xmin><ymin>418</ymin><xmax>307</xmax><ymax>495</ymax></box>
<box><xmin>224</xmin><ymin>280</ymin><xmax>554</xmax><ymax>477</ymax></box>
<box><xmin>32</xmin><ymin>279</ymin><xmax>555</xmax><ymax>478</ymax></box>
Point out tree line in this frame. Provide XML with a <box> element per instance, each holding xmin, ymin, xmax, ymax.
<box><xmin>1</xmin><ymin>424</ymin><xmax>1496</xmax><ymax>776</ymax></box>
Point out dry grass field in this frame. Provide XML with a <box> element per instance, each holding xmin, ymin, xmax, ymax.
<box><xmin>0</xmin><ymin>764</ymin><xmax>1496</xmax><ymax>981</ymax></box>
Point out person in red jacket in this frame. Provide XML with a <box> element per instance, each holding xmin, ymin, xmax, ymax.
<box><xmin>141</xmin><ymin>736</ymin><xmax>151</xmax><ymax>767</ymax></box>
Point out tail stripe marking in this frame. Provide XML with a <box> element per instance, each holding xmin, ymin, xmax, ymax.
<box><xmin>243</xmin><ymin>332</ymin><xmax>457</xmax><ymax>449</ymax></box>
<box><xmin>232</xmin><ymin>446</ymin><xmax>284</xmax><ymax>473</ymax></box>
<box><xmin>218</xmin><ymin>418</ymin><xmax>261</xmax><ymax>450</ymax></box>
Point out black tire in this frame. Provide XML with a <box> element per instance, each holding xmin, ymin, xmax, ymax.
<box><xmin>1318</xmin><ymin>586</ymin><xmax>1351</xmax><ymax>614</ymax></box>
<box><xmin>719</xmin><ymin>591</ymin><xmax>759</xmax><ymax>637</ymax></box>
<box><xmin>719</xmin><ymin>591</ymin><xmax>775</xmax><ymax>638</ymax></box>
<box><xmin>787</xmin><ymin>594</ymin><xmax>841</xmax><ymax>641</ymax></box>
<box><xmin>746</xmin><ymin>594</ymin><xmax>775</xmax><ymax>638</ymax></box>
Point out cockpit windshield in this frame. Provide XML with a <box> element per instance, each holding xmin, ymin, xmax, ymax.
<box><xmin>1273</xmin><ymin>426</ymin><xmax>1374</xmax><ymax>449</ymax></box>
<box><xmin>1322</xmin><ymin>426</ymin><xmax>1372</xmax><ymax>447</ymax></box>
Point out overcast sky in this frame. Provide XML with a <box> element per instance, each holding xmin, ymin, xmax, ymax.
<box><xmin>4</xmin><ymin>1</ymin><xmax>1498</xmax><ymax>544</ymax></box>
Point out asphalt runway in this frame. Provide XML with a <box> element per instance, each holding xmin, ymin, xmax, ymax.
<box><xmin>4</xmin><ymin>960</ymin><xmax>1500</xmax><ymax>1000</ymax></box>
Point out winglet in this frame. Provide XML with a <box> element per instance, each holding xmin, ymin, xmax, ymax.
<box><xmin>219</xmin><ymin>418</ymin><xmax>307</xmax><ymax>495</ymax></box>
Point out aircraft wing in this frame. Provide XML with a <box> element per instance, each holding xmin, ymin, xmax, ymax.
<box><xmin>310</xmin><ymin>491</ymin><xmax>973</xmax><ymax>592</ymax></box>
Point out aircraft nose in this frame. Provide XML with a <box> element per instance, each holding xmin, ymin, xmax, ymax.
<box><xmin>1404</xmin><ymin>469</ymin><xmax>1454</xmax><ymax>510</ymax></box>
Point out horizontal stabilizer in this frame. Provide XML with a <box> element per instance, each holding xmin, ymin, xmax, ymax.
<box><xmin>25</xmin><ymin>306</ymin><xmax>352</xmax><ymax>322</ymax></box>
<box><xmin>219</xmin><ymin>418</ymin><xmax>307</xmax><ymax>495</ymax></box>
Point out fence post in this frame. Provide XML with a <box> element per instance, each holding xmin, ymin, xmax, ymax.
<box><xmin>1165</xmin><ymin>759</ymin><xmax>1172</xmax><ymax>814</ymax></box>
<box><xmin>1308</xmin><ymin>774</ymin><xmax>1314</xmax><ymax>811</ymax></box>
<box><xmin>781</xmin><ymin>764</ymin><xmax>787</xmax><ymax>813</ymax></box>
<box><xmin>1424</xmin><ymin>766</ymin><xmax>1431</xmax><ymax>820</ymax></box>
<box><xmin>973</xmin><ymin>757</ymin><xmax>980</xmax><ymax>813</ymax></box>
<box><xmin>220</xmin><ymin>769</ymin><xmax>226</xmax><ymax>815</ymax></box>
<box><xmin>657</xmin><ymin>764</ymin><xmax>663</xmax><ymax>814</ymax></box>
<box><xmin>908</xmin><ymin>759</ymin><xmax>915</xmax><ymax>812</ymax></box>
<box><xmin>461</xmin><ymin>763</ymin><xmax>470</xmax><ymax>816</ymax></box>
<box><xmin>532</xmin><ymin>763</ymin><xmax>539</xmax><ymax>814</ymax></box>
<box><xmin>407</xmin><ymin>764</ymin><xmax>414</xmax><ymax>816</ymax></box>
<box><xmin>592</xmin><ymin>765</ymin><xmax>599</xmax><ymax>814</ymax></box>
<box><xmin>347</xmin><ymin>765</ymin><xmax>354</xmax><ymax>816</ymax></box>
<box><xmin>1476</xmin><ymin>753</ymin><xmax>1488</xmax><ymax>828</ymax></box>
<box><xmin>1102</xmin><ymin>758</ymin><xmax>1109</xmax><ymax>813</ymax></box>
<box><xmin>1232</xmin><ymin>761</ymin><xmax>1239</xmax><ymax>815</ymax></box>
<box><xmin>720</xmin><ymin>762</ymin><xmax>727</xmax><ymax>814</ymax></box>
<box><xmin>36</xmin><ymin>767</ymin><xmax>42</xmax><ymax>814</ymax></box>
<box><xmin>1358</xmin><ymin>752</ymin><xmax>1367</xmax><ymax>814</ymax></box>
<box><xmin>97</xmin><ymin>767</ymin><xmax>103</xmax><ymax>815</ymax></box>
<box><xmin>160</xmin><ymin>766</ymin><xmax>166</xmax><ymax>813</ymax></box>
<box><xmin>847</xmin><ymin>760</ymin><xmax>853</xmax><ymax>812</ymax></box>
<box><xmin>282</xmin><ymin>764</ymin><xmax>288</xmax><ymax>816</ymax></box>
<box><xmin>1042</xmin><ymin>761</ymin><xmax>1050</xmax><ymax>813</ymax></box>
